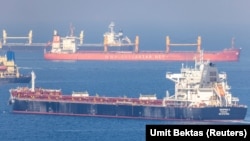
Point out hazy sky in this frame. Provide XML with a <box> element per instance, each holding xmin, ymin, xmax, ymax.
<box><xmin>1</xmin><ymin>0</ymin><xmax>250</xmax><ymax>46</ymax></box>
<box><xmin>2</xmin><ymin>0</ymin><xmax>249</xmax><ymax>25</ymax></box>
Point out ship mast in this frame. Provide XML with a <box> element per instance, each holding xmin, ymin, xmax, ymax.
<box><xmin>109</xmin><ymin>22</ymin><xmax>115</xmax><ymax>34</ymax></box>
<box><xmin>231</xmin><ymin>37</ymin><xmax>235</xmax><ymax>48</ymax></box>
<box><xmin>31</xmin><ymin>71</ymin><xmax>36</xmax><ymax>92</ymax></box>
<box><xmin>70</xmin><ymin>24</ymin><xmax>75</xmax><ymax>37</ymax></box>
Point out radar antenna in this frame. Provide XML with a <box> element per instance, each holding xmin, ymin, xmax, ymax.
<box><xmin>70</xmin><ymin>23</ymin><xmax>75</xmax><ymax>37</ymax></box>
<box><xmin>109</xmin><ymin>22</ymin><xmax>115</xmax><ymax>33</ymax></box>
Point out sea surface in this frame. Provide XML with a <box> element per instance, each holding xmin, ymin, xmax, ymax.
<box><xmin>0</xmin><ymin>43</ymin><xmax>250</xmax><ymax>141</ymax></box>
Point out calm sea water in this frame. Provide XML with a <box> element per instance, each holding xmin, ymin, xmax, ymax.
<box><xmin>0</xmin><ymin>44</ymin><xmax>250</xmax><ymax>141</ymax></box>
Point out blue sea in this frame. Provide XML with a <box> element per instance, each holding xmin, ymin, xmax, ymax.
<box><xmin>0</xmin><ymin>40</ymin><xmax>250</xmax><ymax>141</ymax></box>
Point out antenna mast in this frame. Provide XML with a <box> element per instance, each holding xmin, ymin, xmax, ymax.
<box><xmin>70</xmin><ymin>24</ymin><xmax>75</xmax><ymax>37</ymax></box>
<box><xmin>231</xmin><ymin>37</ymin><xmax>235</xmax><ymax>48</ymax></box>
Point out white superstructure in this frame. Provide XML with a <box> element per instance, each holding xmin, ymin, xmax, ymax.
<box><xmin>103</xmin><ymin>22</ymin><xmax>132</xmax><ymax>46</ymax></box>
<box><xmin>50</xmin><ymin>26</ymin><xmax>83</xmax><ymax>53</ymax></box>
<box><xmin>163</xmin><ymin>52</ymin><xmax>240</xmax><ymax>107</ymax></box>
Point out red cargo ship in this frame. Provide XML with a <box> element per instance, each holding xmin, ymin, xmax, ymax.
<box><xmin>44</xmin><ymin>22</ymin><xmax>240</xmax><ymax>62</ymax></box>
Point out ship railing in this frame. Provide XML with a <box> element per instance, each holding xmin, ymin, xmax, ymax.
<box><xmin>162</xmin><ymin>95</ymin><xmax>176</xmax><ymax>103</ymax></box>
<box><xmin>231</xmin><ymin>97</ymin><xmax>239</xmax><ymax>102</ymax></box>
<box><xmin>139</xmin><ymin>51</ymin><xmax>166</xmax><ymax>53</ymax></box>
<box><xmin>203</xmin><ymin>104</ymin><xmax>247</xmax><ymax>108</ymax></box>
<box><xmin>239</xmin><ymin>105</ymin><xmax>248</xmax><ymax>108</ymax></box>
<box><xmin>72</xmin><ymin>95</ymin><xmax>162</xmax><ymax>106</ymax></box>
<box><xmin>109</xmin><ymin>51</ymin><xmax>134</xmax><ymax>53</ymax></box>
<box><xmin>42</xmin><ymin>89</ymin><xmax>61</xmax><ymax>92</ymax></box>
<box><xmin>10</xmin><ymin>89</ymin><xmax>62</xmax><ymax>98</ymax></box>
<box><xmin>163</xmin><ymin>99</ymin><xmax>193</xmax><ymax>102</ymax></box>
<box><xmin>107</xmin><ymin>43</ymin><xmax>135</xmax><ymax>47</ymax></box>
<box><xmin>163</xmin><ymin>99</ymin><xmax>193</xmax><ymax>107</ymax></box>
<box><xmin>11</xmin><ymin>92</ymin><xmax>164</xmax><ymax>106</ymax></box>
<box><xmin>163</xmin><ymin>102</ymin><xmax>190</xmax><ymax>107</ymax></box>
<box><xmin>116</xmin><ymin>101</ymin><xmax>133</xmax><ymax>105</ymax></box>
<box><xmin>134</xmin><ymin>99</ymin><xmax>162</xmax><ymax>106</ymax></box>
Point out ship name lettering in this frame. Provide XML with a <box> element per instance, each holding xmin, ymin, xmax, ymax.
<box><xmin>173</xmin><ymin>129</ymin><xmax>203</xmax><ymax>136</ymax></box>
<box><xmin>218</xmin><ymin>108</ymin><xmax>230</xmax><ymax>115</ymax></box>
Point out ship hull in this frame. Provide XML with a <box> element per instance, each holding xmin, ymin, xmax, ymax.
<box><xmin>44</xmin><ymin>48</ymin><xmax>240</xmax><ymax>62</ymax></box>
<box><xmin>0</xmin><ymin>76</ymin><xmax>31</xmax><ymax>84</ymax></box>
<box><xmin>11</xmin><ymin>99</ymin><xmax>247</xmax><ymax>121</ymax></box>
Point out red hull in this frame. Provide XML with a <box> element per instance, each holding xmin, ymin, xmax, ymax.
<box><xmin>44</xmin><ymin>48</ymin><xmax>240</xmax><ymax>62</ymax></box>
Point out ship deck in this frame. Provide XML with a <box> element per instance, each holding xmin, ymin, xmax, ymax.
<box><xmin>10</xmin><ymin>88</ymin><xmax>163</xmax><ymax>106</ymax></box>
<box><xmin>44</xmin><ymin>47</ymin><xmax>240</xmax><ymax>62</ymax></box>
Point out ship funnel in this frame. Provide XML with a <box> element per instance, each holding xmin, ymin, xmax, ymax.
<box><xmin>31</xmin><ymin>71</ymin><xmax>36</xmax><ymax>92</ymax></box>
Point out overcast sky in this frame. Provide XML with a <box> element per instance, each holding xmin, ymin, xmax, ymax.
<box><xmin>2</xmin><ymin>0</ymin><xmax>249</xmax><ymax>25</ymax></box>
<box><xmin>1</xmin><ymin>0</ymin><xmax>249</xmax><ymax>46</ymax></box>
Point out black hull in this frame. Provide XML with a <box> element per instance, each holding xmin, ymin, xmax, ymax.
<box><xmin>0</xmin><ymin>76</ymin><xmax>31</xmax><ymax>84</ymax></box>
<box><xmin>10</xmin><ymin>99</ymin><xmax>247</xmax><ymax>121</ymax></box>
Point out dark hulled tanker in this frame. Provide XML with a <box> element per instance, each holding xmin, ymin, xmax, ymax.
<box><xmin>11</xmin><ymin>99</ymin><xmax>247</xmax><ymax>120</ymax></box>
<box><xmin>9</xmin><ymin>56</ymin><xmax>247</xmax><ymax>120</ymax></box>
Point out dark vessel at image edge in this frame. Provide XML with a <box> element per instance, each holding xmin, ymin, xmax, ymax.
<box><xmin>8</xmin><ymin>57</ymin><xmax>247</xmax><ymax>121</ymax></box>
<box><xmin>0</xmin><ymin>51</ymin><xmax>31</xmax><ymax>84</ymax></box>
